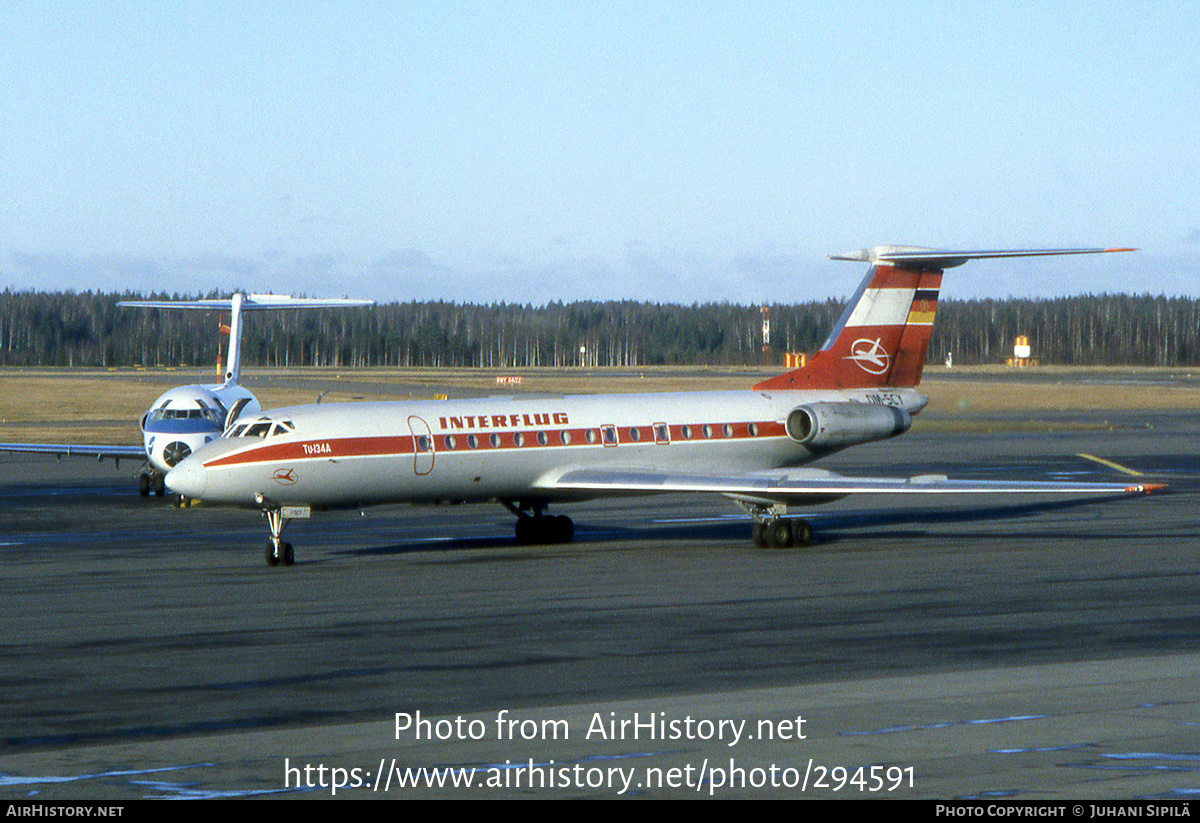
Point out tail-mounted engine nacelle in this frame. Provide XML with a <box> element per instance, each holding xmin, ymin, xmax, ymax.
<box><xmin>786</xmin><ymin>403</ymin><xmax>912</xmax><ymax>450</ymax></box>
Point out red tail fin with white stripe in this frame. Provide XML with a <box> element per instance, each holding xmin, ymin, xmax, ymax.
<box><xmin>753</xmin><ymin>246</ymin><xmax>1133</xmax><ymax>392</ymax></box>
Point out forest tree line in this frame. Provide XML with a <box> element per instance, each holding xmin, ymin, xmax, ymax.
<box><xmin>2</xmin><ymin>289</ymin><xmax>1199</xmax><ymax>369</ymax></box>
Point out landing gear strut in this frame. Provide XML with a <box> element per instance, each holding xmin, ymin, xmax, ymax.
<box><xmin>263</xmin><ymin>508</ymin><xmax>295</xmax><ymax>567</ymax></box>
<box><xmin>502</xmin><ymin>499</ymin><xmax>575</xmax><ymax>545</ymax></box>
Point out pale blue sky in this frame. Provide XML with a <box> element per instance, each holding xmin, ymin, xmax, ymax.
<box><xmin>1</xmin><ymin>2</ymin><xmax>1196</xmax><ymax>303</ymax></box>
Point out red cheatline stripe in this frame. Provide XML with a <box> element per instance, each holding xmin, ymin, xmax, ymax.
<box><xmin>205</xmin><ymin>420</ymin><xmax>792</xmax><ymax>467</ymax></box>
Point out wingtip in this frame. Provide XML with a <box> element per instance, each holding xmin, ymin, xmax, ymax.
<box><xmin>1104</xmin><ymin>247</ymin><xmax>1137</xmax><ymax>253</ymax></box>
<box><xmin>1126</xmin><ymin>482</ymin><xmax>1166</xmax><ymax>494</ymax></box>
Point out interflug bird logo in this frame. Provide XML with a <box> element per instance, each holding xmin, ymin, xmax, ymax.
<box><xmin>845</xmin><ymin>337</ymin><xmax>891</xmax><ymax>375</ymax></box>
<box><xmin>273</xmin><ymin>468</ymin><xmax>297</xmax><ymax>485</ymax></box>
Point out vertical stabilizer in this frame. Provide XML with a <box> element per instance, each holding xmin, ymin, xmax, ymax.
<box><xmin>754</xmin><ymin>260</ymin><xmax>942</xmax><ymax>390</ymax></box>
<box><xmin>753</xmin><ymin>246</ymin><xmax>1132</xmax><ymax>392</ymax></box>
<box><xmin>224</xmin><ymin>292</ymin><xmax>245</xmax><ymax>386</ymax></box>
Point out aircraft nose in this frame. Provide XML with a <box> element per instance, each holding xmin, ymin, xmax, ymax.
<box><xmin>166</xmin><ymin>456</ymin><xmax>207</xmax><ymax>499</ymax></box>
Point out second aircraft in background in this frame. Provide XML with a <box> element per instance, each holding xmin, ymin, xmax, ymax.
<box><xmin>1</xmin><ymin>293</ymin><xmax>373</xmax><ymax>495</ymax></box>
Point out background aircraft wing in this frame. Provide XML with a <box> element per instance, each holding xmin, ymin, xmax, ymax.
<box><xmin>0</xmin><ymin>442</ymin><xmax>145</xmax><ymax>462</ymax></box>
<box><xmin>541</xmin><ymin>467</ymin><xmax>1162</xmax><ymax>506</ymax></box>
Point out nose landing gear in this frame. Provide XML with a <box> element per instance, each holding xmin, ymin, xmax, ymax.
<box><xmin>263</xmin><ymin>507</ymin><xmax>295</xmax><ymax>566</ymax></box>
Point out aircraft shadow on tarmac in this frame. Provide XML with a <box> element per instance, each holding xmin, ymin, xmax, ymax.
<box><xmin>330</xmin><ymin>491</ymin><xmax>1173</xmax><ymax>559</ymax></box>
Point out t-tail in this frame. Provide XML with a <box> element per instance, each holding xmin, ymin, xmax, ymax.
<box><xmin>118</xmin><ymin>293</ymin><xmax>375</xmax><ymax>388</ymax></box>
<box><xmin>753</xmin><ymin>246</ymin><xmax>1134</xmax><ymax>392</ymax></box>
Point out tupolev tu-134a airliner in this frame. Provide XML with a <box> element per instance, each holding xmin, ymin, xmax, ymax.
<box><xmin>164</xmin><ymin>246</ymin><xmax>1160</xmax><ymax>566</ymax></box>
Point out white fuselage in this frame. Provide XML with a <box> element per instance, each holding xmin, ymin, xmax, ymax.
<box><xmin>165</xmin><ymin>387</ymin><xmax>927</xmax><ymax>508</ymax></box>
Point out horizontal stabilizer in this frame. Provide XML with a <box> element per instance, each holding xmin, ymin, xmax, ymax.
<box><xmin>117</xmin><ymin>295</ymin><xmax>374</xmax><ymax>311</ymax></box>
<box><xmin>828</xmin><ymin>246</ymin><xmax>1135</xmax><ymax>269</ymax></box>
<box><xmin>119</xmin><ymin>291</ymin><xmax>374</xmax><ymax>388</ymax></box>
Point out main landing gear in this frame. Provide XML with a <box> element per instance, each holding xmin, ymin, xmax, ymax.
<box><xmin>740</xmin><ymin>501</ymin><xmax>813</xmax><ymax>549</ymax></box>
<box><xmin>750</xmin><ymin>517</ymin><xmax>813</xmax><ymax>549</ymax></box>
<box><xmin>502</xmin><ymin>499</ymin><xmax>575</xmax><ymax>545</ymax></box>
<box><xmin>138</xmin><ymin>471</ymin><xmax>166</xmax><ymax>497</ymax></box>
<box><xmin>263</xmin><ymin>508</ymin><xmax>295</xmax><ymax>567</ymax></box>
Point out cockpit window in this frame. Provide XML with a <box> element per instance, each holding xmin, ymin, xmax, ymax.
<box><xmin>244</xmin><ymin>422</ymin><xmax>272</xmax><ymax>438</ymax></box>
<box><xmin>223</xmin><ymin>418</ymin><xmax>294</xmax><ymax>438</ymax></box>
<box><xmin>149</xmin><ymin>405</ymin><xmax>222</xmax><ymax>424</ymax></box>
<box><xmin>196</xmin><ymin>404</ymin><xmax>222</xmax><ymax>424</ymax></box>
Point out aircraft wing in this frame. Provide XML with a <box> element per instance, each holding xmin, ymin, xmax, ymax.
<box><xmin>0</xmin><ymin>442</ymin><xmax>145</xmax><ymax>462</ymax></box>
<box><xmin>541</xmin><ymin>467</ymin><xmax>1162</xmax><ymax>505</ymax></box>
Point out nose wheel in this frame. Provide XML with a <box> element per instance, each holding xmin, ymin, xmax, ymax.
<box><xmin>263</xmin><ymin>508</ymin><xmax>295</xmax><ymax>566</ymax></box>
<box><xmin>265</xmin><ymin>540</ymin><xmax>295</xmax><ymax>567</ymax></box>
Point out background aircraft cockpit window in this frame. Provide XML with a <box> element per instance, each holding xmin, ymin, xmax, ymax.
<box><xmin>148</xmin><ymin>405</ymin><xmax>223</xmax><ymax>424</ymax></box>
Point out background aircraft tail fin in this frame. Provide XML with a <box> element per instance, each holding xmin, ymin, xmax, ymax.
<box><xmin>753</xmin><ymin>246</ymin><xmax>1133</xmax><ymax>391</ymax></box>
<box><xmin>118</xmin><ymin>293</ymin><xmax>374</xmax><ymax>387</ymax></box>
